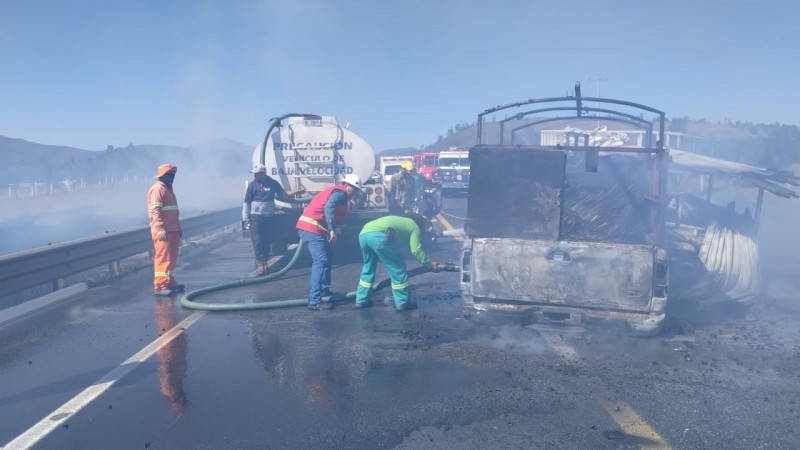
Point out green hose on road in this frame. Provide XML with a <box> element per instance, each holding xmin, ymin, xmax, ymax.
<box><xmin>180</xmin><ymin>240</ymin><xmax>309</xmax><ymax>311</ymax></box>
<box><xmin>180</xmin><ymin>240</ymin><xmax>448</xmax><ymax>312</ymax></box>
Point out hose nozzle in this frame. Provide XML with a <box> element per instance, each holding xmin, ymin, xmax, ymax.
<box><xmin>439</xmin><ymin>262</ymin><xmax>460</xmax><ymax>272</ymax></box>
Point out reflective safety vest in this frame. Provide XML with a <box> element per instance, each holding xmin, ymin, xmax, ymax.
<box><xmin>148</xmin><ymin>181</ymin><xmax>181</xmax><ymax>234</ymax></box>
<box><xmin>296</xmin><ymin>185</ymin><xmax>348</xmax><ymax>235</ymax></box>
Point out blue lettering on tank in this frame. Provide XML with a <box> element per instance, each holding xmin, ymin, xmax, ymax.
<box><xmin>272</xmin><ymin>142</ymin><xmax>355</xmax><ymax>151</ymax></box>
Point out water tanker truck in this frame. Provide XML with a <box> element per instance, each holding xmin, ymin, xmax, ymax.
<box><xmin>250</xmin><ymin>114</ymin><xmax>389</xmax><ymax>251</ymax></box>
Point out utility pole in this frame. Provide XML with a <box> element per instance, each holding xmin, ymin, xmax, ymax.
<box><xmin>587</xmin><ymin>77</ymin><xmax>608</xmax><ymax>128</ymax></box>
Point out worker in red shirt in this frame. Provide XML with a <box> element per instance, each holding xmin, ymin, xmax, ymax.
<box><xmin>147</xmin><ymin>164</ymin><xmax>183</xmax><ymax>295</ymax></box>
<box><xmin>296</xmin><ymin>174</ymin><xmax>362</xmax><ymax>310</ymax></box>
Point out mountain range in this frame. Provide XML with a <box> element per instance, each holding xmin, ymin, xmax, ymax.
<box><xmin>0</xmin><ymin>137</ymin><xmax>253</xmax><ymax>184</ymax></box>
<box><xmin>2</xmin><ymin>115</ymin><xmax>798</xmax><ymax>186</ymax></box>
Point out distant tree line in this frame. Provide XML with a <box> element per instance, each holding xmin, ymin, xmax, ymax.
<box><xmin>426</xmin><ymin>116</ymin><xmax>800</xmax><ymax>170</ymax></box>
<box><xmin>669</xmin><ymin>117</ymin><xmax>800</xmax><ymax>169</ymax></box>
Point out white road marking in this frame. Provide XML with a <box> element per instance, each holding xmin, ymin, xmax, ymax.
<box><xmin>3</xmin><ymin>311</ymin><xmax>206</xmax><ymax>450</ymax></box>
<box><xmin>434</xmin><ymin>214</ymin><xmax>463</xmax><ymax>242</ymax></box>
<box><xmin>267</xmin><ymin>244</ymin><xmax>297</xmax><ymax>269</ymax></box>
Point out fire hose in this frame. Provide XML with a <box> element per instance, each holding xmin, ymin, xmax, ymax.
<box><xmin>179</xmin><ymin>241</ymin><xmax>459</xmax><ymax>312</ymax></box>
<box><xmin>180</xmin><ymin>112</ymin><xmax>459</xmax><ymax>311</ymax></box>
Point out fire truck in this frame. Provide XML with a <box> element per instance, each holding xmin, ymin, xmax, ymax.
<box><xmin>412</xmin><ymin>152</ymin><xmax>439</xmax><ymax>185</ymax></box>
<box><xmin>435</xmin><ymin>148</ymin><xmax>470</xmax><ymax>195</ymax></box>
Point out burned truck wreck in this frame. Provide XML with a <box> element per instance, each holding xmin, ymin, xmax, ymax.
<box><xmin>665</xmin><ymin>149</ymin><xmax>799</xmax><ymax>306</ymax></box>
<box><xmin>459</xmin><ymin>86</ymin><xmax>671</xmax><ymax>335</ymax></box>
<box><xmin>459</xmin><ymin>85</ymin><xmax>800</xmax><ymax>334</ymax></box>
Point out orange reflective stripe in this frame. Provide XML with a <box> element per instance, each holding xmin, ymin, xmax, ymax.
<box><xmin>299</xmin><ymin>215</ymin><xmax>328</xmax><ymax>232</ymax></box>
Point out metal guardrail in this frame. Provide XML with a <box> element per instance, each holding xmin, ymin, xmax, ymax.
<box><xmin>0</xmin><ymin>207</ymin><xmax>240</xmax><ymax>298</ymax></box>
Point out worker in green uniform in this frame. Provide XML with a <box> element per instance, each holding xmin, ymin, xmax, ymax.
<box><xmin>355</xmin><ymin>214</ymin><xmax>440</xmax><ymax>311</ymax></box>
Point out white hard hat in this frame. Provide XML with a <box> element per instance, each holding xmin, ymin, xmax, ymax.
<box><xmin>250</xmin><ymin>163</ymin><xmax>267</xmax><ymax>173</ymax></box>
<box><xmin>342</xmin><ymin>174</ymin><xmax>362</xmax><ymax>190</ymax></box>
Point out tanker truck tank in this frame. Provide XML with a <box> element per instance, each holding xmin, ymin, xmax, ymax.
<box><xmin>249</xmin><ymin>114</ymin><xmax>387</xmax><ymax>251</ymax></box>
<box><xmin>252</xmin><ymin>115</ymin><xmax>375</xmax><ymax>205</ymax></box>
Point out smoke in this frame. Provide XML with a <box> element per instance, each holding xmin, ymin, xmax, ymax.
<box><xmin>757</xmin><ymin>193</ymin><xmax>800</xmax><ymax>302</ymax></box>
<box><xmin>470</xmin><ymin>325</ymin><xmax>550</xmax><ymax>355</ymax></box>
<box><xmin>0</xmin><ymin>143</ymin><xmax>253</xmax><ymax>255</ymax></box>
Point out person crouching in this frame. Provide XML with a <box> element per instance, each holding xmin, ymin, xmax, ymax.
<box><xmin>354</xmin><ymin>213</ymin><xmax>440</xmax><ymax>311</ymax></box>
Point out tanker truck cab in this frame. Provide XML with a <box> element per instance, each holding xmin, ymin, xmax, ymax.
<box><xmin>436</xmin><ymin>149</ymin><xmax>470</xmax><ymax>195</ymax></box>
<box><xmin>251</xmin><ymin>114</ymin><xmax>387</xmax><ymax>250</ymax></box>
<box><xmin>379</xmin><ymin>156</ymin><xmax>409</xmax><ymax>185</ymax></box>
<box><xmin>460</xmin><ymin>86</ymin><xmax>670</xmax><ymax>335</ymax></box>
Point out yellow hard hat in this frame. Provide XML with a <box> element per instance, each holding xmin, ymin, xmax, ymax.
<box><xmin>401</xmin><ymin>161</ymin><xmax>414</xmax><ymax>171</ymax></box>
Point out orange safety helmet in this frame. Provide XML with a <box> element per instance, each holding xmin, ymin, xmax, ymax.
<box><xmin>155</xmin><ymin>164</ymin><xmax>178</xmax><ymax>178</ymax></box>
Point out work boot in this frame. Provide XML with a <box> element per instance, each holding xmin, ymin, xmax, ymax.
<box><xmin>154</xmin><ymin>288</ymin><xmax>174</xmax><ymax>296</ymax></box>
<box><xmin>355</xmin><ymin>300</ymin><xmax>373</xmax><ymax>309</ymax></box>
<box><xmin>394</xmin><ymin>301</ymin><xmax>418</xmax><ymax>312</ymax></box>
<box><xmin>307</xmin><ymin>301</ymin><xmax>334</xmax><ymax>311</ymax></box>
<box><xmin>250</xmin><ymin>261</ymin><xmax>268</xmax><ymax>277</ymax></box>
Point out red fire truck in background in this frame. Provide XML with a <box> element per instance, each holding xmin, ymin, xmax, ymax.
<box><xmin>412</xmin><ymin>152</ymin><xmax>439</xmax><ymax>185</ymax></box>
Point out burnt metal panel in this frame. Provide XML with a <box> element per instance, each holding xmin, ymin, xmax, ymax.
<box><xmin>466</xmin><ymin>146</ymin><xmax>564</xmax><ymax>240</ymax></box>
<box><xmin>561</xmin><ymin>153</ymin><xmax>654</xmax><ymax>245</ymax></box>
<box><xmin>469</xmin><ymin>238</ymin><xmax>654</xmax><ymax>312</ymax></box>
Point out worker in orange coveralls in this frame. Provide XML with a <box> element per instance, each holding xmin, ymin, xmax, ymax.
<box><xmin>147</xmin><ymin>164</ymin><xmax>183</xmax><ymax>295</ymax></box>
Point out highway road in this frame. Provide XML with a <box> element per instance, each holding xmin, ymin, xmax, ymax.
<box><xmin>2</xmin><ymin>196</ymin><xmax>799</xmax><ymax>449</ymax></box>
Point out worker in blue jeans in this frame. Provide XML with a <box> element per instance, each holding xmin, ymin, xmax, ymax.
<box><xmin>296</xmin><ymin>175</ymin><xmax>362</xmax><ymax>310</ymax></box>
<box><xmin>355</xmin><ymin>214</ymin><xmax>440</xmax><ymax>311</ymax></box>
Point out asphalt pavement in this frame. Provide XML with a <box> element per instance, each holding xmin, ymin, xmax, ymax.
<box><xmin>1</xmin><ymin>196</ymin><xmax>799</xmax><ymax>449</ymax></box>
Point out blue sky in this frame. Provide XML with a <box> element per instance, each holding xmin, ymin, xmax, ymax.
<box><xmin>1</xmin><ymin>0</ymin><xmax>797</xmax><ymax>152</ymax></box>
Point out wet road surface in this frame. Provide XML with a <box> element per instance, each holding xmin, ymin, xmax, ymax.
<box><xmin>1</xmin><ymin>196</ymin><xmax>799</xmax><ymax>449</ymax></box>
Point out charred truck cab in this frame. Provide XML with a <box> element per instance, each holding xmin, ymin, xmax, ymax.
<box><xmin>460</xmin><ymin>85</ymin><xmax>669</xmax><ymax>335</ymax></box>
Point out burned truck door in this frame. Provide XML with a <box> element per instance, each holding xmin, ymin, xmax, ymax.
<box><xmin>461</xmin><ymin>146</ymin><xmax>660</xmax><ymax>317</ymax></box>
<box><xmin>461</xmin><ymin>86</ymin><xmax>669</xmax><ymax>334</ymax></box>
<box><xmin>465</xmin><ymin>147</ymin><xmax>565</xmax><ymax>240</ymax></box>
